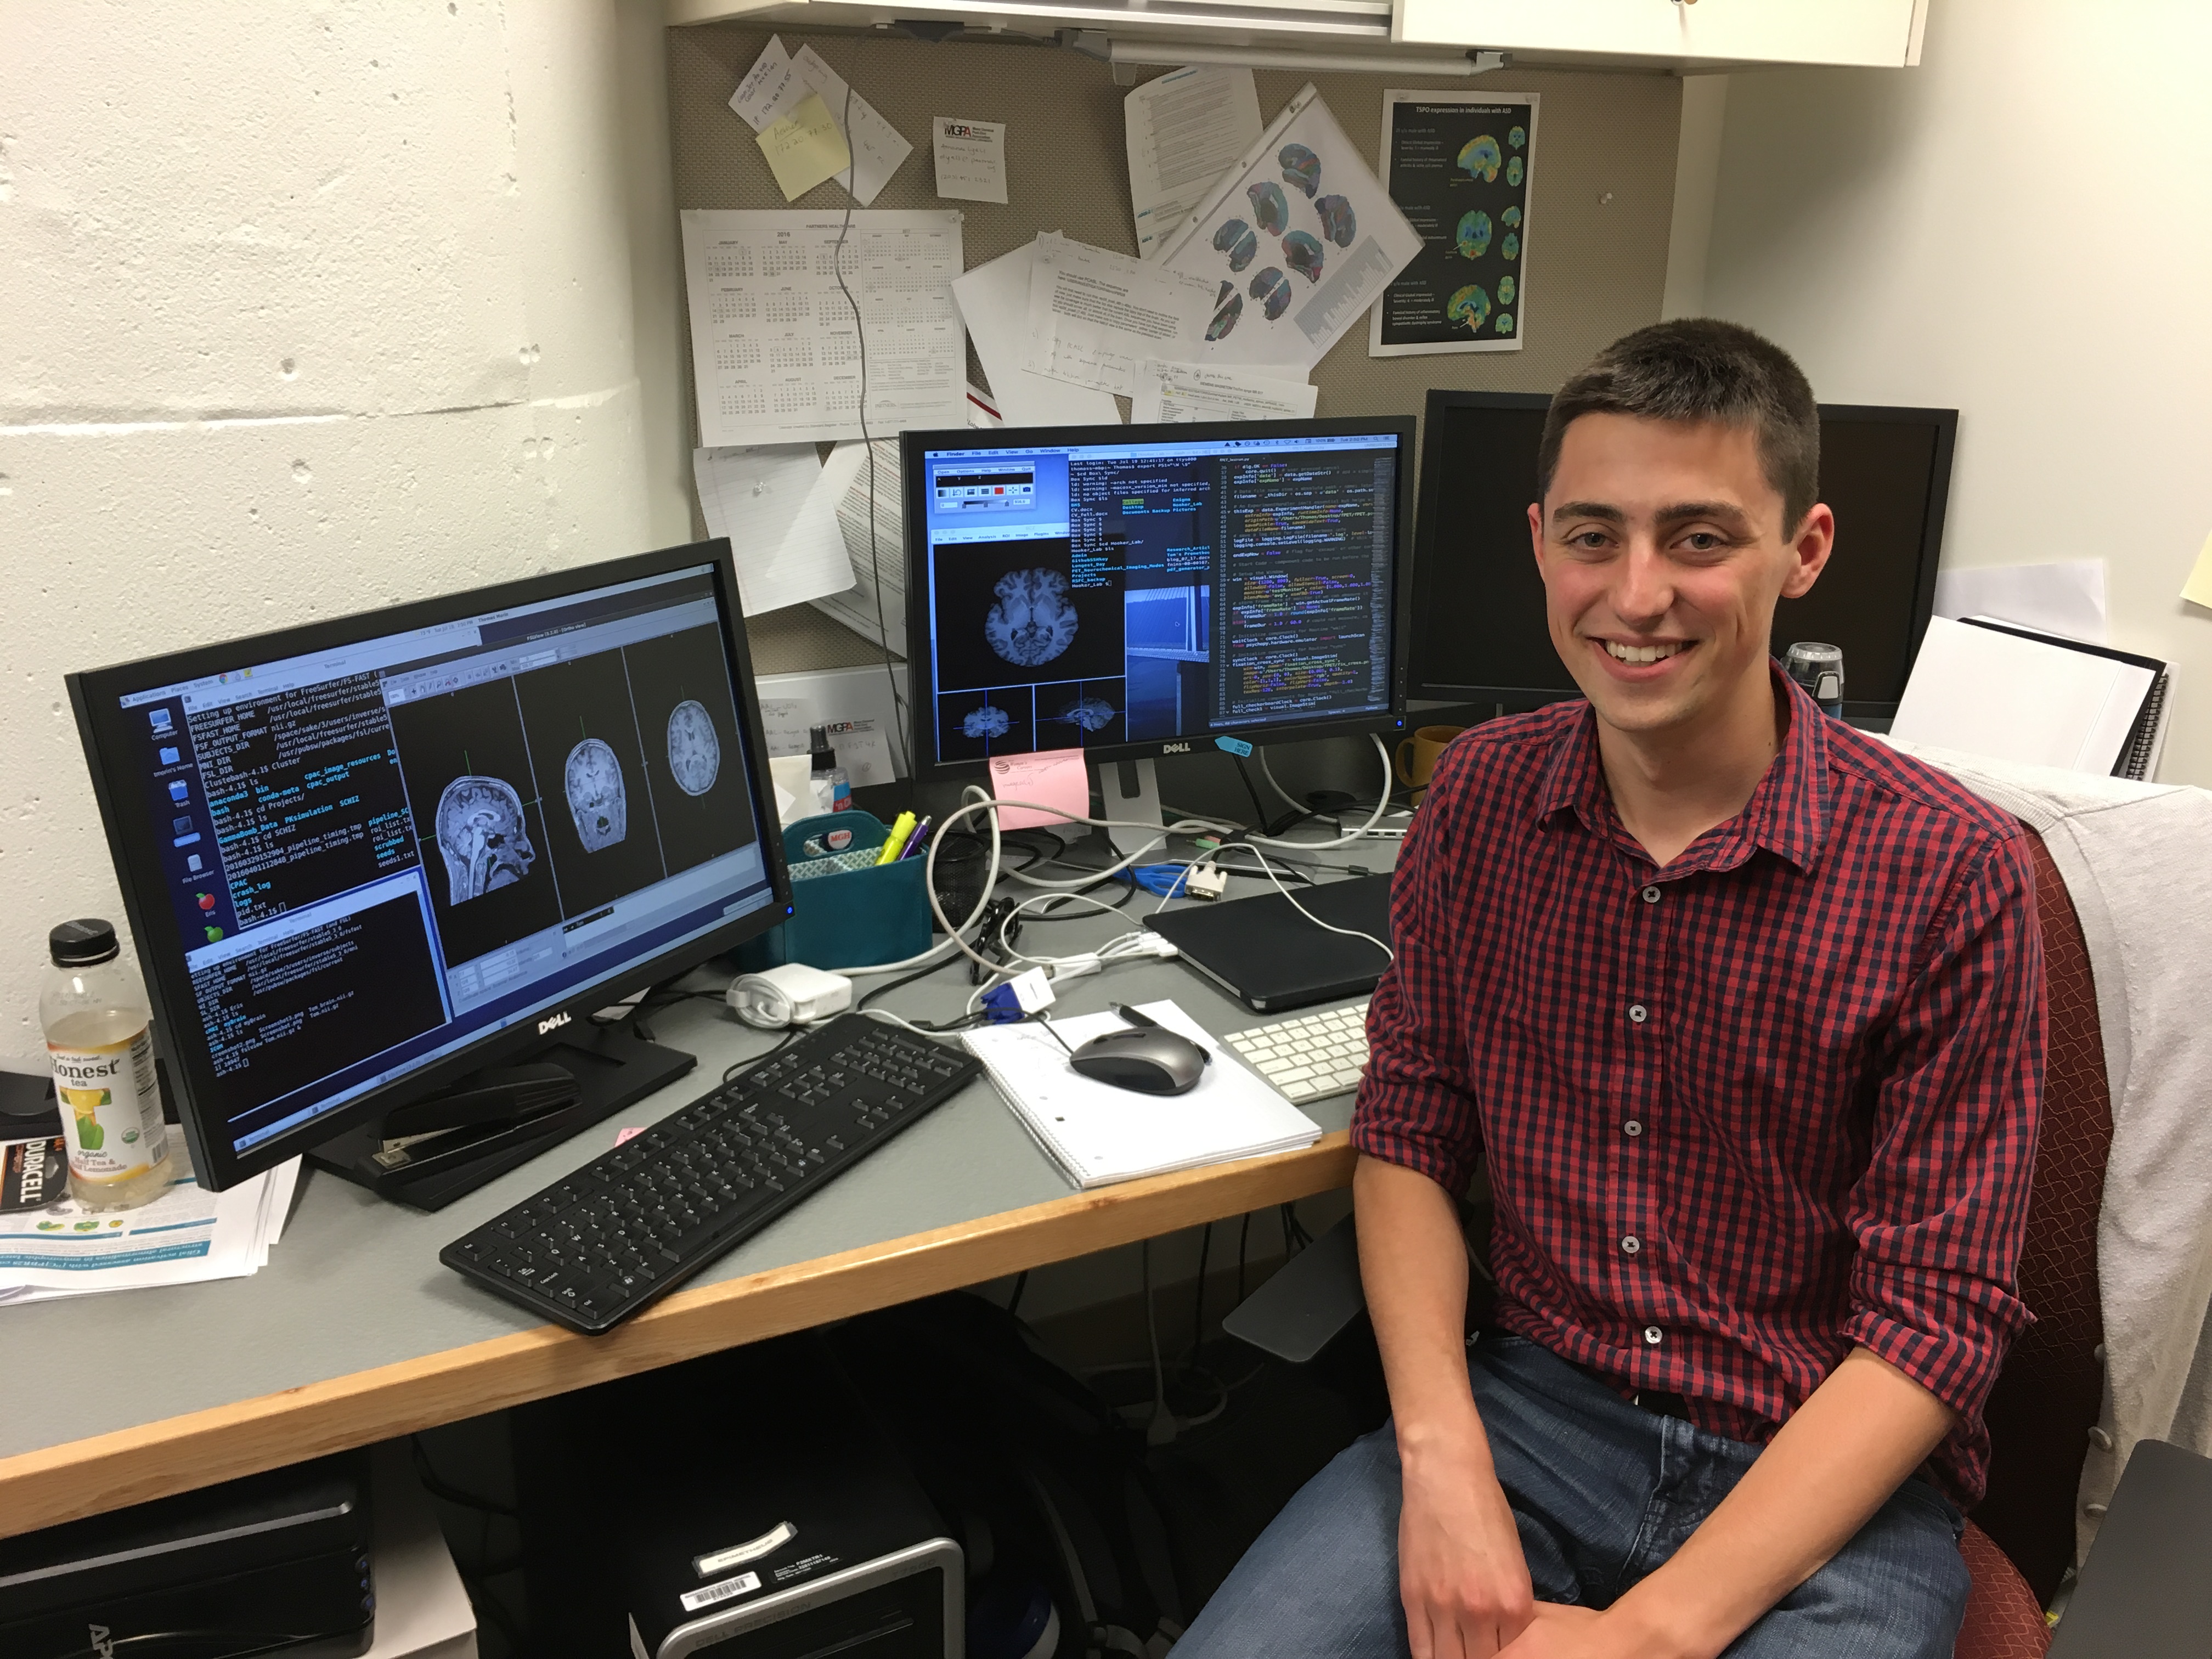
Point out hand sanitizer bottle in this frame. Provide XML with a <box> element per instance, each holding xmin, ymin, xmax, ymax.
<box><xmin>808</xmin><ymin>725</ymin><xmax>851</xmax><ymax>813</ymax></box>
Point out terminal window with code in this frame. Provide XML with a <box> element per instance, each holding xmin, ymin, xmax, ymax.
<box><xmin>116</xmin><ymin>566</ymin><xmax>775</xmax><ymax>1153</ymax></box>
<box><xmin>919</xmin><ymin>432</ymin><xmax>1401</xmax><ymax>762</ymax></box>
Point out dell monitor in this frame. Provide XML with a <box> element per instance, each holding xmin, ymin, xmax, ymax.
<box><xmin>67</xmin><ymin>544</ymin><xmax>792</xmax><ymax>1194</ymax></box>
<box><xmin>902</xmin><ymin>419</ymin><xmax>1415</xmax><ymax>843</ymax></box>
<box><xmin>1407</xmin><ymin>393</ymin><xmax>1956</xmax><ymax>721</ymax></box>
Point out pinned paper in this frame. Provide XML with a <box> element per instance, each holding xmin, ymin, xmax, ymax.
<box><xmin>933</xmin><ymin>115</ymin><xmax>1008</xmax><ymax>204</ymax></box>
<box><xmin>730</xmin><ymin>36</ymin><xmax>807</xmax><ymax>132</ymax></box>
<box><xmin>989</xmin><ymin>747</ymin><xmax>1090</xmax><ymax>831</ymax></box>
<box><xmin>792</xmin><ymin>44</ymin><xmax>912</xmax><ymax>205</ymax></box>
<box><xmin>822</xmin><ymin>718</ymin><xmax>895</xmax><ymax>788</ymax></box>
<box><xmin>758</xmin><ymin>93</ymin><xmax>851</xmax><ymax>201</ymax></box>
<box><xmin>2184</xmin><ymin>529</ymin><xmax>2212</xmax><ymax>612</ymax></box>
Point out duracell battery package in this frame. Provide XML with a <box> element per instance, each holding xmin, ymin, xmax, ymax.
<box><xmin>1</xmin><ymin>1136</ymin><xmax>68</xmax><ymax>1212</ymax></box>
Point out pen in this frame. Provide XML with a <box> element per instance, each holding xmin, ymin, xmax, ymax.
<box><xmin>898</xmin><ymin>817</ymin><xmax>934</xmax><ymax>860</ymax></box>
<box><xmin>876</xmin><ymin>810</ymin><xmax>917</xmax><ymax>865</ymax></box>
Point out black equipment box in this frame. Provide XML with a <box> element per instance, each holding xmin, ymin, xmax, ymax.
<box><xmin>0</xmin><ymin>1451</ymin><xmax>374</xmax><ymax>1658</ymax></box>
<box><xmin>517</xmin><ymin>1334</ymin><xmax>961</xmax><ymax>1659</ymax></box>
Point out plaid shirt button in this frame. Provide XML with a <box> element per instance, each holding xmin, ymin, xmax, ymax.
<box><xmin>1644</xmin><ymin>1325</ymin><xmax>1664</xmax><ymax>1345</ymax></box>
<box><xmin>1624</xmin><ymin>1120</ymin><xmax>1644</xmax><ymax>1137</ymax></box>
<box><xmin>1622</xmin><ymin>1235</ymin><xmax>1641</xmax><ymax>1255</ymax></box>
<box><xmin>1628</xmin><ymin>1003</ymin><xmax>1647</xmax><ymax>1024</ymax></box>
<box><xmin>1642</xmin><ymin>885</ymin><xmax>1661</xmax><ymax>903</ymax></box>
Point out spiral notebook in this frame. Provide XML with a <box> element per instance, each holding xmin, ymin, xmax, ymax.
<box><xmin>962</xmin><ymin>1000</ymin><xmax>1322</xmax><ymax>1189</ymax></box>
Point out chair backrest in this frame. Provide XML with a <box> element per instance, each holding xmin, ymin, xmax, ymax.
<box><xmin>1974</xmin><ymin>825</ymin><xmax>2114</xmax><ymax>1605</ymax></box>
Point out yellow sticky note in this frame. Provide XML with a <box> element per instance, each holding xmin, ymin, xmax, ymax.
<box><xmin>758</xmin><ymin>92</ymin><xmax>851</xmax><ymax>201</ymax></box>
<box><xmin>2184</xmin><ymin>528</ymin><xmax>2212</xmax><ymax>611</ymax></box>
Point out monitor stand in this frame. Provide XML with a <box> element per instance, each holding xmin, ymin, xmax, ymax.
<box><xmin>1099</xmin><ymin>756</ymin><xmax>1165</xmax><ymax>859</ymax></box>
<box><xmin>305</xmin><ymin>1019</ymin><xmax>696</xmax><ymax>1212</ymax></box>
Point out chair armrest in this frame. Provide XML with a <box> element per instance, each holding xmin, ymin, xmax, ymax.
<box><xmin>2046</xmin><ymin>1439</ymin><xmax>2212</xmax><ymax>1657</ymax></box>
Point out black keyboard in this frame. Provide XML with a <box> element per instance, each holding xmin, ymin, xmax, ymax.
<box><xmin>441</xmin><ymin>1014</ymin><xmax>981</xmax><ymax>1334</ymax></box>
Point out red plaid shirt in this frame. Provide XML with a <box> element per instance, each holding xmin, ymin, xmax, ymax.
<box><xmin>1355</xmin><ymin>670</ymin><xmax>2044</xmax><ymax>1502</ymax></box>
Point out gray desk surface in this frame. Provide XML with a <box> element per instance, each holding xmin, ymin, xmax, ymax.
<box><xmin>0</xmin><ymin>854</ymin><xmax>1384</xmax><ymax>1536</ymax></box>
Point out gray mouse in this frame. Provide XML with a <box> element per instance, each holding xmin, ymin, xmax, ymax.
<box><xmin>1068</xmin><ymin>1022</ymin><xmax>1210</xmax><ymax>1096</ymax></box>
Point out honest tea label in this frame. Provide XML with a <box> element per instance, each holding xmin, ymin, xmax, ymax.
<box><xmin>49</xmin><ymin>1029</ymin><xmax>167</xmax><ymax>1184</ymax></box>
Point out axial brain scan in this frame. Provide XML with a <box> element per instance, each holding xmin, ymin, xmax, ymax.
<box><xmin>1457</xmin><ymin>210</ymin><xmax>1493</xmax><ymax>259</ymax></box>
<box><xmin>962</xmin><ymin>704</ymin><xmax>1013</xmax><ymax>739</ymax></box>
<box><xmin>565</xmin><ymin>737</ymin><xmax>628</xmax><ymax>851</ymax></box>
<box><xmin>435</xmin><ymin>776</ymin><xmax>535</xmax><ymax>905</ymax></box>
<box><xmin>665</xmin><ymin>699</ymin><xmax>721</xmax><ymax>796</ymax></box>
<box><xmin>1506</xmin><ymin>156</ymin><xmax>1524</xmax><ymax>187</ymax></box>
<box><xmin>985</xmin><ymin>568</ymin><xmax>1080</xmax><ymax>668</ymax></box>
<box><xmin>1213</xmin><ymin>219</ymin><xmax>1259</xmax><ymax>272</ymax></box>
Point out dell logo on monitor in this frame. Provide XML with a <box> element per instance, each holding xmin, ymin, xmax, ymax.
<box><xmin>538</xmin><ymin>1012</ymin><xmax>571</xmax><ymax>1036</ymax></box>
<box><xmin>1161</xmin><ymin>742</ymin><xmax>1192</xmax><ymax>754</ymax></box>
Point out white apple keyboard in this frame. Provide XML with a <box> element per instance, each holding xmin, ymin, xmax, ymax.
<box><xmin>1224</xmin><ymin>1001</ymin><xmax>1370</xmax><ymax>1103</ymax></box>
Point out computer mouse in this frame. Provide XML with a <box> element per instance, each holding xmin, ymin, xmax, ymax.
<box><xmin>1068</xmin><ymin>1027</ymin><xmax>1211</xmax><ymax>1096</ymax></box>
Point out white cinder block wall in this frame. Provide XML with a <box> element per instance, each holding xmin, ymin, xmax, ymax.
<box><xmin>1685</xmin><ymin>0</ymin><xmax>2212</xmax><ymax>786</ymax></box>
<box><xmin>0</xmin><ymin>1</ymin><xmax>694</xmax><ymax>1061</ymax></box>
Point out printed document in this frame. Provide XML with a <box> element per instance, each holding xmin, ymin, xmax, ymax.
<box><xmin>680</xmin><ymin>209</ymin><xmax>966</xmax><ymax>447</ymax></box>
<box><xmin>1133</xmin><ymin>359</ymin><xmax>1317</xmax><ymax>423</ymax></box>
<box><xmin>692</xmin><ymin>444</ymin><xmax>855</xmax><ymax>615</ymax></box>
<box><xmin>1126</xmin><ymin>66</ymin><xmax>1263</xmax><ymax>260</ymax></box>
<box><xmin>810</xmin><ymin>439</ymin><xmax>910</xmax><ymax>656</ymax></box>
<box><xmin>1024</xmin><ymin>234</ymin><xmax>1216</xmax><ymax>397</ymax></box>
<box><xmin>932</xmin><ymin>115</ymin><xmax>1008</xmax><ymax>204</ymax></box>
<box><xmin>1154</xmin><ymin>84</ymin><xmax>1423</xmax><ymax>369</ymax></box>
<box><xmin>952</xmin><ymin>238</ymin><xmax>1123</xmax><ymax>426</ymax></box>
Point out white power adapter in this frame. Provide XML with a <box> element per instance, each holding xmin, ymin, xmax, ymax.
<box><xmin>727</xmin><ymin>962</ymin><xmax>854</xmax><ymax>1029</ymax></box>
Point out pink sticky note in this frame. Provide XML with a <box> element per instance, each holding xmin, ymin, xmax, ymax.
<box><xmin>988</xmin><ymin>747</ymin><xmax>1090</xmax><ymax>831</ymax></box>
<box><xmin>614</xmin><ymin>1125</ymin><xmax>646</xmax><ymax>1146</ymax></box>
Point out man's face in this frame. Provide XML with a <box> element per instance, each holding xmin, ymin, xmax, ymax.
<box><xmin>1527</xmin><ymin>413</ymin><xmax>1832</xmax><ymax>738</ymax></box>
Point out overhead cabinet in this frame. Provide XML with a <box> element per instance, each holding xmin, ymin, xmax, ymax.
<box><xmin>1393</xmin><ymin>0</ymin><xmax>1929</xmax><ymax>67</ymax></box>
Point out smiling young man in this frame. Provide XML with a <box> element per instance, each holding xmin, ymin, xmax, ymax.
<box><xmin>1172</xmin><ymin>320</ymin><xmax>2045</xmax><ymax>1658</ymax></box>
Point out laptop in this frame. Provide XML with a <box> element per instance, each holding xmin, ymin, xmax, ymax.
<box><xmin>1143</xmin><ymin>873</ymin><xmax>1395</xmax><ymax>1013</ymax></box>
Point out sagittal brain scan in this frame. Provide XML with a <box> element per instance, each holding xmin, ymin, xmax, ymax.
<box><xmin>1248</xmin><ymin>181</ymin><xmax>1289</xmax><ymax>236</ymax></box>
<box><xmin>435</xmin><ymin>776</ymin><xmax>535</xmax><ymax>905</ymax></box>
<box><xmin>665</xmin><ymin>699</ymin><xmax>721</xmax><ymax>796</ymax></box>
<box><xmin>1052</xmin><ymin>695</ymin><xmax>1119</xmax><ymax>733</ymax></box>
<box><xmin>1282</xmin><ymin>232</ymin><xmax>1325</xmax><ymax>284</ymax></box>
<box><xmin>1207</xmin><ymin>292</ymin><xmax>1244</xmax><ymax>340</ymax></box>
<box><xmin>1213</xmin><ymin>219</ymin><xmax>1259</xmax><ymax>272</ymax></box>
<box><xmin>1316</xmin><ymin>195</ymin><xmax>1356</xmax><ymax>248</ymax></box>
<box><xmin>1458</xmin><ymin>136</ymin><xmax>1502</xmax><ymax>182</ymax></box>
<box><xmin>565</xmin><ymin>737</ymin><xmax>628</xmax><ymax>851</ymax></box>
<box><xmin>1448</xmin><ymin>284</ymin><xmax>1492</xmax><ymax>335</ymax></box>
<box><xmin>1250</xmin><ymin>267</ymin><xmax>1293</xmax><ymax>321</ymax></box>
<box><xmin>962</xmin><ymin>704</ymin><xmax>1013</xmax><ymax>739</ymax></box>
<box><xmin>986</xmin><ymin>568</ymin><xmax>1080</xmax><ymax>668</ymax></box>
<box><xmin>1278</xmin><ymin>143</ymin><xmax>1320</xmax><ymax>198</ymax></box>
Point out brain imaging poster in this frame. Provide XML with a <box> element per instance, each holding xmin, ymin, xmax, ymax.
<box><xmin>1370</xmin><ymin>91</ymin><xmax>1539</xmax><ymax>357</ymax></box>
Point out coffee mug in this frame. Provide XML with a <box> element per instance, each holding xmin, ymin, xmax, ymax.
<box><xmin>1395</xmin><ymin>725</ymin><xmax>1468</xmax><ymax>794</ymax></box>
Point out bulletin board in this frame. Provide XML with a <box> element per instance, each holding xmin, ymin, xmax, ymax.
<box><xmin>667</xmin><ymin>25</ymin><xmax>1683</xmax><ymax>673</ymax></box>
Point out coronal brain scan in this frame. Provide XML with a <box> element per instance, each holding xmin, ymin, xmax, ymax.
<box><xmin>1278</xmin><ymin>143</ymin><xmax>1321</xmax><ymax>198</ymax></box>
<box><xmin>565</xmin><ymin>737</ymin><xmax>628</xmax><ymax>851</ymax></box>
<box><xmin>1282</xmin><ymin>232</ymin><xmax>1325</xmax><ymax>284</ymax></box>
<box><xmin>1052</xmin><ymin>695</ymin><xmax>1119</xmax><ymax>733</ymax></box>
<box><xmin>1315</xmin><ymin>195</ymin><xmax>1356</xmax><ymax>247</ymax></box>
<box><xmin>435</xmin><ymin>776</ymin><xmax>535</xmax><ymax>905</ymax></box>
<box><xmin>665</xmin><ymin>699</ymin><xmax>721</xmax><ymax>796</ymax></box>
<box><xmin>1250</xmin><ymin>267</ymin><xmax>1293</xmax><ymax>321</ymax></box>
<box><xmin>1506</xmin><ymin>155</ymin><xmax>1524</xmax><ymax>187</ymax></box>
<box><xmin>1502</xmin><ymin>232</ymin><xmax>1520</xmax><ymax>262</ymax></box>
<box><xmin>961</xmin><ymin>703</ymin><xmax>1013</xmax><ymax>740</ymax></box>
<box><xmin>1247</xmin><ymin>181</ymin><xmax>1289</xmax><ymax>235</ymax></box>
<box><xmin>1498</xmin><ymin>275</ymin><xmax>1516</xmax><ymax>306</ymax></box>
<box><xmin>1448</xmin><ymin>284</ymin><xmax>1492</xmax><ymax>335</ymax></box>
<box><xmin>1213</xmin><ymin>218</ymin><xmax>1259</xmax><ymax>272</ymax></box>
<box><xmin>1207</xmin><ymin>291</ymin><xmax>1243</xmax><ymax>340</ymax></box>
<box><xmin>1456</xmin><ymin>210</ymin><xmax>1493</xmax><ymax>259</ymax></box>
<box><xmin>1509</xmin><ymin>125</ymin><xmax>1527</xmax><ymax>149</ymax></box>
<box><xmin>1458</xmin><ymin>136</ymin><xmax>1502</xmax><ymax>182</ymax></box>
<box><xmin>985</xmin><ymin>568</ymin><xmax>1080</xmax><ymax>668</ymax></box>
<box><xmin>1496</xmin><ymin>313</ymin><xmax>1515</xmax><ymax>335</ymax></box>
<box><xmin>1502</xmin><ymin>204</ymin><xmax>1522</xmax><ymax>229</ymax></box>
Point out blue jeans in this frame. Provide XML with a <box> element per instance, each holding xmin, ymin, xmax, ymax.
<box><xmin>1174</xmin><ymin>1331</ymin><xmax>1968</xmax><ymax>1658</ymax></box>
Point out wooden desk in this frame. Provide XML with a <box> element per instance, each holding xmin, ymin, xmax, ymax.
<box><xmin>0</xmin><ymin>942</ymin><xmax>1364</xmax><ymax>1540</ymax></box>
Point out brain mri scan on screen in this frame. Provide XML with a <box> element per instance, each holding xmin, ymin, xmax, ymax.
<box><xmin>565</xmin><ymin>737</ymin><xmax>628</xmax><ymax>851</ymax></box>
<box><xmin>435</xmin><ymin>776</ymin><xmax>536</xmax><ymax>904</ymax></box>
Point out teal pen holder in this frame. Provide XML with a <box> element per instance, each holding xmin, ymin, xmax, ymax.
<box><xmin>732</xmin><ymin>811</ymin><xmax>933</xmax><ymax>973</ymax></box>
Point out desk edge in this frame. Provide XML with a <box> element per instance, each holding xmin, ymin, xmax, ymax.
<box><xmin>0</xmin><ymin>1132</ymin><xmax>1356</xmax><ymax>1538</ymax></box>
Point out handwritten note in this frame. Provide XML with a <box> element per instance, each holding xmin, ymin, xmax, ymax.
<box><xmin>989</xmin><ymin>747</ymin><xmax>1091</xmax><ymax>831</ymax></box>
<box><xmin>933</xmin><ymin>115</ymin><xmax>1008</xmax><ymax>204</ymax></box>
<box><xmin>729</xmin><ymin>36</ymin><xmax>808</xmax><ymax>132</ymax></box>
<box><xmin>758</xmin><ymin>93</ymin><xmax>851</xmax><ymax>201</ymax></box>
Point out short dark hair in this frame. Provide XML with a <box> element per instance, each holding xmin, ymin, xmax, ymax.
<box><xmin>1537</xmin><ymin>318</ymin><xmax>1820</xmax><ymax>533</ymax></box>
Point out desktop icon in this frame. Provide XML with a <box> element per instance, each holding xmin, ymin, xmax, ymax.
<box><xmin>185</xmin><ymin>854</ymin><xmax>204</xmax><ymax>872</ymax></box>
<box><xmin>196</xmin><ymin>893</ymin><xmax>216</xmax><ymax>911</ymax></box>
<box><xmin>149</xmin><ymin>708</ymin><xmax>173</xmax><ymax>733</ymax></box>
<box><xmin>159</xmin><ymin>746</ymin><xmax>180</xmax><ymax>765</ymax></box>
<box><xmin>204</xmin><ymin>925</ymin><xmax>224</xmax><ymax>943</ymax></box>
<box><xmin>168</xmin><ymin>781</ymin><xmax>189</xmax><ymax>803</ymax></box>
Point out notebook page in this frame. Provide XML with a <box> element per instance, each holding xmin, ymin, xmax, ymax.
<box><xmin>964</xmin><ymin>1000</ymin><xmax>1321</xmax><ymax>1188</ymax></box>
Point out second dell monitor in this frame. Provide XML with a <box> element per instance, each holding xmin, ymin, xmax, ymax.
<box><xmin>902</xmin><ymin>419</ymin><xmax>1416</xmax><ymax>771</ymax></box>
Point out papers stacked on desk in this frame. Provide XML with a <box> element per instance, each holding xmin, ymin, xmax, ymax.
<box><xmin>964</xmin><ymin>1000</ymin><xmax>1321</xmax><ymax>1189</ymax></box>
<box><xmin>0</xmin><ymin>1144</ymin><xmax>300</xmax><ymax>1305</ymax></box>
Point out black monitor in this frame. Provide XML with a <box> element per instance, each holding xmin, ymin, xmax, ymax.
<box><xmin>67</xmin><ymin>544</ymin><xmax>792</xmax><ymax>1192</ymax></box>
<box><xmin>901</xmin><ymin>419</ymin><xmax>1415</xmax><ymax>793</ymax></box>
<box><xmin>1408</xmin><ymin>393</ymin><xmax>1956</xmax><ymax>720</ymax></box>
